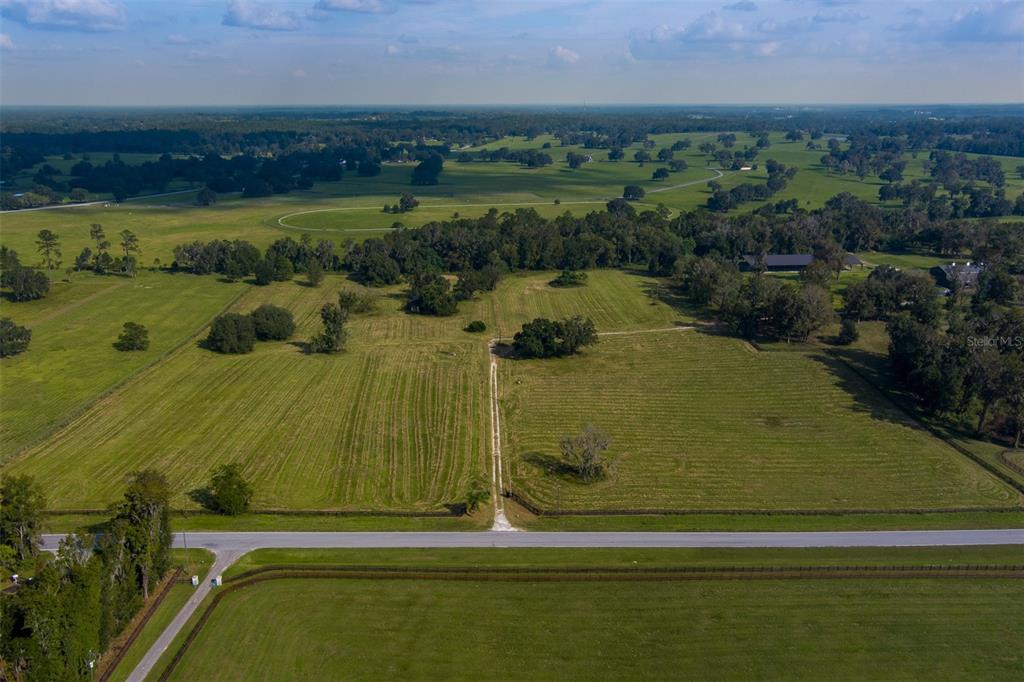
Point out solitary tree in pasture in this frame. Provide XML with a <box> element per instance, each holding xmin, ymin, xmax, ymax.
<box><xmin>114</xmin><ymin>322</ymin><xmax>149</xmax><ymax>351</ymax></box>
<box><xmin>309</xmin><ymin>303</ymin><xmax>348</xmax><ymax>354</ymax></box>
<box><xmin>120</xmin><ymin>230</ymin><xmax>141</xmax><ymax>259</ymax></box>
<box><xmin>206</xmin><ymin>464</ymin><xmax>254</xmax><ymax>515</ymax></box>
<box><xmin>35</xmin><ymin>230</ymin><xmax>61</xmax><ymax>270</ymax></box>
<box><xmin>623</xmin><ymin>185</ymin><xmax>645</xmax><ymax>200</ymax></box>
<box><xmin>463</xmin><ymin>476</ymin><xmax>491</xmax><ymax>513</ymax></box>
<box><xmin>560</xmin><ymin>425</ymin><xmax>611</xmax><ymax>482</ymax></box>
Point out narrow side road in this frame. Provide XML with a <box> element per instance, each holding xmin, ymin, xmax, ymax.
<box><xmin>124</xmin><ymin>550</ymin><xmax>242</xmax><ymax>682</ymax></box>
<box><xmin>1</xmin><ymin>189</ymin><xmax>197</xmax><ymax>213</ymax></box>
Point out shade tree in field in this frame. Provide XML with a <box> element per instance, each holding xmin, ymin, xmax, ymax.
<box><xmin>35</xmin><ymin>229</ymin><xmax>61</xmax><ymax>270</ymax></box>
<box><xmin>550</xmin><ymin>269</ymin><xmax>587</xmax><ymax>287</ymax></box>
<box><xmin>652</xmin><ymin>167</ymin><xmax>670</xmax><ymax>181</ymax></box>
<box><xmin>4</xmin><ymin>267</ymin><xmax>50</xmax><ymax>302</ymax></box>
<box><xmin>462</xmin><ymin>476</ymin><xmax>491</xmax><ymax>514</ymax></box>
<box><xmin>560</xmin><ymin>425</ymin><xmax>611</xmax><ymax>483</ymax></box>
<box><xmin>119</xmin><ymin>230</ymin><xmax>140</xmax><ymax>259</ymax></box>
<box><xmin>1</xmin><ymin>242</ymin><xmax>49</xmax><ymax>299</ymax></box>
<box><xmin>309</xmin><ymin>303</ymin><xmax>348</xmax><ymax>354</ymax></box>
<box><xmin>406</xmin><ymin>271</ymin><xmax>457</xmax><ymax>316</ymax></box>
<box><xmin>305</xmin><ymin>259</ymin><xmax>325</xmax><ymax>287</ymax></box>
<box><xmin>454</xmin><ymin>264</ymin><xmax>501</xmax><ymax>302</ymax></box>
<box><xmin>203</xmin><ymin>463</ymin><xmax>254</xmax><ymax>515</ymax></box>
<box><xmin>250</xmin><ymin>304</ymin><xmax>295</xmax><ymax>341</ymax></box>
<box><xmin>114</xmin><ymin>322</ymin><xmax>149</xmax><ymax>351</ymax></box>
<box><xmin>464</xmin><ymin>320</ymin><xmax>487</xmax><ymax>333</ymax></box>
<box><xmin>338</xmin><ymin>288</ymin><xmax>379</xmax><ymax>315</ymax></box>
<box><xmin>0</xmin><ymin>318</ymin><xmax>32</xmax><ymax>357</ymax></box>
<box><xmin>204</xmin><ymin>313</ymin><xmax>256</xmax><ymax>354</ymax></box>
<box><xmin>836</xmin><ymin>317</ymin><xmax>859</xmax><ymax>345</ymax></box>
<box><xmin>398</xmin><ymin>192</ymin><xmax>420</xmax><ymax>212</ymax></box>
<box><xmin>622</xmin><ymin>185</ymin><xmax>645</xmax><ymax>200</ymax></box>
<box><xmin>513</xmin><ymin>316</ymin><xmax>597</xmax><ymax>358</ymax></box>
<box><xmin>565</xmin><ymin>152</ymin><xmax>589</xmax><ymax>169</ymax></box>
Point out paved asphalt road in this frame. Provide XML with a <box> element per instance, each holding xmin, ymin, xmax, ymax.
<box><xmin>40</xmin><ymin>529</ymin><xmax>1024</xmax><ymax>553</ymax></box>
<box><xmin>38</xmin><ymin>528</ymin><xmax>1024</xmax><ymax>681</ymax></box>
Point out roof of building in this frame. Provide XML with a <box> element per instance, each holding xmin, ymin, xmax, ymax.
<box><xmin>937</xmin><ymin>261</ymin><xmax>984</xmax><ymax>276</ymax></box>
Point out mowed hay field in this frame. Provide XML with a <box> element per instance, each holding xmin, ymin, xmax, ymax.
<box><xmin>5</xmin><ymin>270</ymin><xmax>675</xmax><ymax>510</ymax></box>
<box><xmin>0</xmin><ymin>271</ymin><xmax>245</xmax><ymax>461</ymax></box>
<box><xmin>162</xmin><ymin>576</ymin><xmax>1024</xmax><ymax>681</ymax></box>
<box><xmin>502</xmin><ymin>330</ymin><xmax>1023</xmax><ymax>511</ymax></box>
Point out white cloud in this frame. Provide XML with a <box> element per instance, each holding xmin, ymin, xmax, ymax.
<box><xmin>386</xmin><ymin>44</ymin><xmax>400</xmax><ymax>55</ymax></box>
<box><xmin>292</xmin><ymin>68</ymin><xmax>308</xmax><ymax>78</ymax></box>
<box><xmin>0</xmin><ymin>33</ymin><xmax>13</xmax><ymax>50</ymax></box>
<box><xmin>724</xmin><ymin>1</ymin><xmax>758</xmax><ymax>12</ymax></box>
<box><xmin>165</xmin><ymin>34</ymin><xmax>191</xmax><ymax>45</ymax></box>
<box><xmin>222</xmin><ymin>1</ymin><xmax>300</xmax><ymax>31</ymax></box>
<box><xmin>548</xmin><ymin>45</ymin><xmax>579</xmax><ymax>67</ymax></box>
<box><xmin>0</xmin><ymin>0</ymin><xmax>127</xmax><ymax>32</ymax></box>
<box><xmin>314</xmin><ymin>0</ymin><xmax>389</xmax><ymax>13</ymax></box>
<box><xmin>945</xmin><ymin>1</ymin><xmax>1024</xmax><ymax>42</ymax></box>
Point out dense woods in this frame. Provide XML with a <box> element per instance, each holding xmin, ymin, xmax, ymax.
<box><xmin>1</xmin><ymin>471</ymin><xmax>173</xmax><ymax>681</ymax></box>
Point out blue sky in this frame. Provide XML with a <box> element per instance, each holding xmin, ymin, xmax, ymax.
<box><xmin>1</xmin><ymin>0</ymin><xmax>1022</xmax><ymax>105</ymax></box>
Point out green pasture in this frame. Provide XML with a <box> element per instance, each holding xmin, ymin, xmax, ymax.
<box><xmin>502</xmin><ymin>329</ymin><xmax>1022</xmax><ymax>511</ymax></box>
<box><xmin>159</xmin><ymin>554</ymin><xmax>1024</xmax><ymax>681</ymax></box>
<box><xmin>220</xmin><ymin>545</ymin><xmax>1024</xmax><ymax>578</ymax></box>
<box><xmin>0</xmin><ymin>271</ymin><xmax>245</xmax><ymax>461</ymax></box>
<box><xmin>5</xmin><ymin>270</ymin><xmax>673</xmax><ymax>511</ymax></box>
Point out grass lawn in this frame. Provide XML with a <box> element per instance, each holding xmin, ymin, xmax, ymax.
<box><xmin>6</xmin><ymin>269</ymin><xmax>674</xmax><ymax>511</ymax></box>
<box><xmin>160</xmin><ymin>547</ymin><xmax>1024</xmax><ymax>682</ymax></box>
<box><xmin>502</xmin><ymin>329</ymin><xmax>1023</xmax><ymax>511</ymax></box>
<box><xmin>221</xmin><ymin>545</ymin><xmax>1024</xmax><ymax>577</ymax></box>
<box><xmin>0</xmin><ymin>271</ymin><xmax>246</xmax><ymax>461</ymax></box>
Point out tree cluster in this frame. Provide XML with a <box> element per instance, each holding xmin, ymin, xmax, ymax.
<box><xmin>0</xmin><ymin>318</ymin><xmax>32</xmax><ymax>357</ymax></box>
<box><xmin>1</xmin><ymin>471</ymin><xmax>173</xmax><ymax>681</ymax></box>
<box><xmin>204</xmin><ymin>304</ymin><xmax>295</xmax><ymax>354</ymax></box>
<box><xmin>675</xmin><ymin>256</ymin><xmax>836</xmax><ymax>342</ymax></box>
<box><xmin>513</xmin><ymin>316</ymin><xmax>598</xmax><ymax>358</ymax></box>
<box><xmin>707</xmin><ymin>159</ymin><xmax>797</xmax><ymax>212</ymax></box>
<box><xmin>1</xmin><ymin>247</ymin><xmax>50</xmax><ymax>302</ymax></box>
